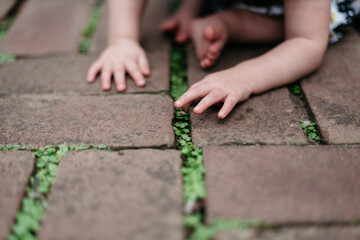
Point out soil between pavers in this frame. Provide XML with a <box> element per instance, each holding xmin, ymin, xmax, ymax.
<box><xmin>0</xmin><ymin>94</ymin><xmax>174</xmax><ymax>147</ymax></box>
<box><xmin>204</xmin><ymin>145</ymin><xmax>360</xmax><ymax>224</ymax></box>
<box><xmin>38</xmin><ymin>150</ymin><xmax>183</xmax><ymax>240</ymax></box>
<box><xmin>0</xmin><ymin>0</ymin><xmax>15</xmax><ymax>20</ymax></box>
<box><xmin>187</xmin><ymin>46</ymin><xmax>307</xmax><ymax>146</ymax></box>
<box><xmin>215</xmin><ymin>227</ymin><xmax>360</xmax><ymax>240</ymax></box>
<box><xmin>0</xmin><ymin>54</ymin><xmax>169</xmax><ymax>95</ymax></box>
<box><xmin>0</xmin><ymin>0</ymin><xmax>95</xmax><ymax>55</ymax></box>
<box><xmin>0</xmin><ymin>151</ymin><xmax>34</xmax><ymax>239</ymax></box>
<box><xmin>301</xmin><ymin>44</ymin><xmax>360</xmax><ymax>144</ymax></box>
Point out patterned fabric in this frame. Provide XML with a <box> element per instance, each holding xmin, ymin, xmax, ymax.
<box><xmin>212</xmin><ymin>0</ymin><xmax>360</xmax><ymax>43</ymax></box>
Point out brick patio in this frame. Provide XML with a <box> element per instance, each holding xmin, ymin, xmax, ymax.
<box><xmin>0</xmin><ymin>0</ymin><xmax>359</xmax><ymax>239</ymax></box>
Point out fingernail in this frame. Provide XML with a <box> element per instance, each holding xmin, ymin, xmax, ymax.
<box><xmin>219</xmin><ymin>112</ymin><xmax>225</xmax><ymax>118</ymax></box>
<box><xmin>174</xmin><ymin>101</ymin><xmax>180</xmax><ymax>107</ymax></box>
<box><xmin>194</xmin><ymin>106</ymin><xmax>200</xmax><ymax>112</ymax></box>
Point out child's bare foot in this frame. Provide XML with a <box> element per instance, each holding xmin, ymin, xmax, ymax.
<box><xmin>191</xmin><ymin>16</ymin><xmax>229</xmax><ymax>68</ymax></box>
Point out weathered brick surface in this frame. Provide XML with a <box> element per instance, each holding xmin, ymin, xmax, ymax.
<box><xmin>39</xmin><ymin>150</ymin><xmax>183</xmax><ymax>240</ymax></box>
<box><xmin>90</xmin><ymin>0</ymin><xmax>169</xmax><ymax>54</ymax></box>
<box><xmin>301</xmin><ymin>44</ymin><xmax>360</xmax><ymax>144</ymax></box>
<box><xmin>0</xmin><ymin>0</ymin><xmax>94</xmax><ymax>55</ymax></box>
<box><xmin>205</xmin><ymin>145</ymin><xmax>360</xmax><ymax>224</ymax></box>
<box><xmin>0</xmin><ymin>55</ymin><xmax>169</xmax><ymax>95</ymax></box>
<box><xmin>0</xmin><ymin>95</ymin><xmax>174</xmax><ymax>147</ymax></box>
<box><xmin>190</xmin><ymin>88</ymin><xmax>306</xmax><ymax>146</ymax></box>
<box><xmin>188</xmin><ymin>46</ymin><xmax>306</xmax><ymax>146</ymax></box>
<box><xmin>215</xmin><ymin>227</ymin><xmax>360</xmax><ymax>240</ymax></box>
<box><xmin>0</xmin><ymin>151</ymin><xmax>34</xmax><ymax>239</ymax></box>
<box><xmin>0</xmin><ymin>0</ymin><xmax>15</xmax><ymax>20</ymax></box>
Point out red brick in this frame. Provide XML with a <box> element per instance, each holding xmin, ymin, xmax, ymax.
<box><xmin>0</xmin><ymin>55</ymin><xmax>169</xmax><ymax>95</ymax></box>
<box><xmin>38</xmin><ymin>150</ymin><xmax>183</xmax><ymax>240</ymax></box>
<box><xmin>301</xmin><ymin>45</ymin><xmax>360</xmax><ymax>144</ymax></box>
<box><xmin>204</xmin><ymin>145</ymin><xmax>360</xmax><ymax>224</ymax></box>
<box><xmin>0</xmin><ymin>95</ymin><xmax>174</xmax><ymax>147</ymax></box>
<box><xmin>0</xmin><ymin>151</ymin><xmax>34</xmax><ymax>238</ymax></box>
<box><xmin>0</xmin><ymin>0</ymin><xmax>94</xmax><ymax>55</ymax></box>
<box><xmin>0</xmin><ymin>0</ymin><xmax>15</xmax><ymax>20</ymax></box>
<box><xmin>215</xmin><ymin>227</ymin><xmax>360</xmax><ymax>240</ymax></box>
<box><xmin>188</xmin><ymin>46</ymin><xmax>306</xmax><ymax>146</ymax></box>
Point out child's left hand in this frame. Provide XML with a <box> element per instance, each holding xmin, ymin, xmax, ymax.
<box><xmin>174</xmin><ymin>67</ymin><xmax>253</xmax><ymax>119</ymax></box>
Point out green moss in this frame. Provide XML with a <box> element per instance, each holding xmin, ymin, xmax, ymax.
<box><xmin>0</xmin><ymin>17</ymin><xmax>16</xmax><ymax>63</ymax></box>
<box><xmin>7</xmin><ymin>144</ymin><xmax>110</xmax><ymax>240</ymax></box>
<box><xmin>299</xmin><ymin>120</ymin><xmax>322</xmax><ymax>142</ymax></box>
<box><xmin>79</xmin><ymin>5</ymin><xmax>102</xmax><ymax>54</ymax></box>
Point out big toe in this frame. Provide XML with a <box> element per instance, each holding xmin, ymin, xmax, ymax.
<box><xmin>203</xmin><ymin>24</ymin><xmax>221</xmax><ymax>42</ymax></box>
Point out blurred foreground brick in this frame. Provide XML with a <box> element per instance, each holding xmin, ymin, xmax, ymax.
<box><xmin>39</xmin><ymin>150</ymin><xmax>183</xmax><ymax>240</ymax></box>
<box><xmin>215</xmin><ymin>227</ymin><xmax>360</xmax><ymax>240</ymax></box>
<box><xmin>204</xmin><ymin>145</ymin><xmax>360</xmax><ymax>224</ymax></box>
<box><xmin>0</xmin><ymin>151</ymin><xmax>34</xmax><ymax>239</ymax></box>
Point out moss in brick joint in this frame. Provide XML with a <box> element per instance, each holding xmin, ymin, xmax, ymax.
<box><xmin>7</xmin><ymin>144</ymin><xmax>110</xmax><ymax>240</ymax></box>
<box><xmin>79</xmin><ymin>4</ymin><xmax>102</xmax><ymax>55</ymax></box>
<box><xmin>0</xmin><ymin>16</ymin><xmax>16</xmax><ymax>63</ymax></box>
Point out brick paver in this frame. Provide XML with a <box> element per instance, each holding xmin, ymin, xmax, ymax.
<box><xmin>0</xmin><ymin>0</ymin><xmax>15</xmax><ymax>20</ymax></box>
<box><xmin>190</xmin><ymin>88</ymin><xmax>306</xmax><ymax>146</ymax></box>
<box><xmin>90</xmin><ymin>0</ymin><xmax>169</xmax><ymax>54</ymax></box>
<box><xmin>0</xmin><ymin>151</ymin><xmax>34</xmax><ymax>239</ymax></box>
<box><xmin>0</xmin><ymin>95</ymin><xmax>174</xmax><ymax>147</ymax></box>
<box><xmin>188</xmin><ymin>46</ymin><xmax>306</xmax><ymax>146</ymax></box>
<box><xmin>38</xmin><ymin>150</ymin><xmax>183</xmax><ymax>240</ymax></box>
<box><xmin>204</xmin><ymin>145</ymin><xmax>360</xmax><ymax>224</ymax></box>
<box><xmin>301</xmin><ymin>42</ymin><xmax>360</xmax><ymax>144</ymax></box>
<box><xmin>0</xmin><ymin>55</ymin><xmax>169</xmax><ymax>95</ymax></box>
<box><xmin>215</xmin><ymin>227</ymin><xmax>360</xmax><ymax>240</ymax></box>
<box><xmin>0</xmin><ymin>0</ymin><xmax>94</xmax><ymax>55</ymax></box>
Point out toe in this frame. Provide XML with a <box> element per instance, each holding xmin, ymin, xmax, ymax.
<box><xmin>203</xmin><ymin>25</ymin><xmax>219</xmax><ymax>41</ymax></box>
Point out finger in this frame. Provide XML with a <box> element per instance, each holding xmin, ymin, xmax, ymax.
<box><xmin>174</xmin><ymin>85</ymin><xmax>210</xmax><ymax>108</ymax></box>
<box><xmin>193</xmin><ymin>91</ymin><xmax>224</xmax><ymax>114</ymax></box>
<box><xmin>160</xmin><ymin>17</ymin><xmax>178</xmax><ymax>32</ymax></box>
<box><xmin>138</xmin><ymin>54</ymin><xmax>151</xmax><ymax>76</ymax></box>
<box><xmin>175</xmin><ymin>28</ymin><xmax>189</xmax><ymax>43</ymax></box>
<box><xmin>126</xmin><ymin>62</ymin><xmax>146</xmax><ymax>87</ymax></box>
<box><xmin>218</xmin><ymin>96</ymin><xmax>238</xmax><ymax>119</ymax></box>
<box><xmin>101</xmin><ymin>64</ymin><xmax>112</xmax><ymax>91</ymax></box>
<box><xmin>113</xmin><ymin>64</ymin><xmax>126</xmax><ymax>92</ymax></box>
<box><xmin>87</xmin><ymin>61</ymin><xmax>102</xmax><ymax>83</ymax></box>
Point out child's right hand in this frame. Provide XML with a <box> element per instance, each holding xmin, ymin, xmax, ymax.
<box><xmin>87</xmin><ymin>38</ymin><xmax>150</xmax><ymax>92</ymax></box>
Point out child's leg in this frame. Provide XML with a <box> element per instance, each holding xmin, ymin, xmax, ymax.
<box><xmin>191</xmin><ymin>9</ymin><xmax>284</xmax><ymax>68</ymax></box>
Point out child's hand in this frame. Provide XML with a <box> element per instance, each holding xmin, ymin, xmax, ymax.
<box><xmin>160</xmin><ymin>8</ymin><xmax>196</xmax><ymax>43</ymax></box>
<box><xmin>87</xmin><ymin>38</ymin><xmax>150</xmax><ymax>92</ymax></box>
<box><xmin>174</xmin><ymin>67</ymin><xmax>253</xmax><ymax>119</ymax></box>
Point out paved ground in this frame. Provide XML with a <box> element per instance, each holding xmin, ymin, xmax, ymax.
<box><xmin>0</xmin><ymin>0</ymin><xmax>360</xmax><ymax>239</ymax></box>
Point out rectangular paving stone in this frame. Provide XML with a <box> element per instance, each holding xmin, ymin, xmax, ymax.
<box><xmin>0</xmin><ymin>151</ymin><xmax>34</xmax><ymax>239</ymax></box>
<box><xmin>0</xmin><ymin>54</ymin><xmax>169</xmax><ymax>95</ymax></box>
<box><xmin>204</xmin><ymin>145</ymin><xmax>360</xmax><ymax>224</ymax></box>
<box><xmin>90</xmin><ymin>0</ymin><xmax>169</xmax><ymax>54</ymax></box>
<box><xmin>0</xmin><ymin>95</ymin><xmax>174</xmax><ymax>147</ymax></box>
<box><xmin>215</xmin><ymin>227</ymin><xmax>360</xmax><ymax>240</ymax></box>
<box><xmin>188</xmin><ymin>46</ymin><xmax>306</xmax><ymax>146</ymax></box>
<box><xmin>0</xmin><ymin>0</ymin><xmax>15</xmax><ymax>20</ymax></box>
<box><xmin>0</xmin><ymin>0</ymin><xmax>94</xmax><ymax>55</ymax></box>
<box><xmin>38</xmin><ymin>150</ymin><xmax>183</xmax><ymax>240</ymax></box>
<box><xmin>301</xmin><ymin>42</ymin><xmax>360</xmax><ymax>144</ymax></box>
